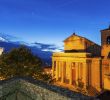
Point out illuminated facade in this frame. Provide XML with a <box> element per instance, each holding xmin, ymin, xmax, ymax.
<box><xmin>52</xmin><ymin>27</ymin><xmax>110</xmax><ymax>95</ymax></box>
<box><xmin>0</xmin><ymin>47</ymin><xmax>3</xmax><ymax>55</ymax></box>
<box><xmin>0</xmin><ymin>47</ymin><xmax>4</xmax><ymax>80</ymax></box>
<box><xmin>101</xmin><ymin>28</ymin><xmax>110</xmax><ymax>90</ymax></box>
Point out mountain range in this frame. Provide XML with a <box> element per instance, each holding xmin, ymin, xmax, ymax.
<box><xmin>0</xmin><ymin>33</ymin><xmax>63</xmax><ymax>66</ymax></box>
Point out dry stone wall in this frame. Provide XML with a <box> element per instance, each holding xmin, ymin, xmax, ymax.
<box><xmin>0</xmin><ymin>77</ymin><xmax>94</xmax><ymax>100</ymax></box>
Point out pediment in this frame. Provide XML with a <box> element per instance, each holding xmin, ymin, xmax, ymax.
<box><xmin>64</xmin><ymin>34</ymin><xmax>84</xmax><ymax>42</ymax></box>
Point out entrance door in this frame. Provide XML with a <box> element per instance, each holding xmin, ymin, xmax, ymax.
<box><xmin>72</xmin><ymin>68</ymin><xmax>76</xmax><ymax>85</ymax></box>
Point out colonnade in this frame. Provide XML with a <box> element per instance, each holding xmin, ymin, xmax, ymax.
<box><xmin>52</xmin><ymin>60</ymin><xmax>88</xmax><ymax>87</ymax></box>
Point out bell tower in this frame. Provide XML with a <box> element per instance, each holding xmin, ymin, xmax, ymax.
<box><xmin>101</xmin><ymin>26</ymin><xmax>110</xmax><ymax>58</ymax></box>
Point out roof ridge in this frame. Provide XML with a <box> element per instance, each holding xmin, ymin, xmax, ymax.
<box><xmin>63</xmin><ymin>33</ymin><xmax>101</xmax><ymax>47</ymax></box>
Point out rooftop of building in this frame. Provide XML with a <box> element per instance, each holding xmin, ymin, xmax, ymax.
<box><xmin>101</xmin><ymin>25</ymin><xmax>110</xmax><ymax>31</ymax></box>
<box><xmin>63</xmin><ymin>33</ymin><xmax>101</xmax><ymax>47</ymax></box>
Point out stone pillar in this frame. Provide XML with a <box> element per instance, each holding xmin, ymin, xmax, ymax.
<box><xmin>61</xmin><ymin>62</ymin><xmax>64</xmax><ymax>83</ymax></box>
<box><xmin>83</xmin><ymin>62</ymin><xmax>87</xmax><ymax>89</ymax></box>
<box><xmin>88</xmin><ymin>62</ymin><xmax>91</xmax><ymax>86</ymax></box>
<box><xmin>58</xmin><ymin>62</ymin><xmax>60</xmax><ymax>77</ymax></box>
<box><xmin>109</xmin><ymin>60</ymin><xmax>110</xmax><ymax>73</ymax></box>
<box><xmin>69</xmin><ymin>62</ymin><xmax>72</xmax><ymax>85</ymax></box>
<box><xmin>79</xmin><ymin>63</ymin><xmax>80</xmax><ymax>79</ymax></box>
<box><xmin>76</xmin><ymin>63</ymin><xmax>79</xmax><ymax>85</ymax></box>
<box><xmin>52</xmin><ymin>61</ymin><xmax>54</xmax><ymax>77</ymax></box>
<box><xmin>56</xmin><ymin>61</ymin><xmax>59</xmax><ymax>81</ymax></box>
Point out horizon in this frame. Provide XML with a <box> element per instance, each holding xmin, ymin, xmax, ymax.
<box><xmin>0</xmin><ymin>0</ymin><xmax>110</xmax><ymax>46</ymax></box>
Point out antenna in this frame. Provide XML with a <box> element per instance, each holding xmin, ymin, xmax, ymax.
<box><xmin>73</xmin><ymin>33</ymin><xmax>75</xmax><ymax>35</ymax></box>
<box><xmin>72</xmin><ymin>28</ymin><xmax>76</xmax><ymax>35</ymax></box>
<box><xmin>108</xmin><ymin>21</ymin><xmax>110</xmax><ymax>29</ymax></box>
<box><xmin>109</xmin><ymin>25</ymin><xmax>110</xmax><ymax>29</ymax></box>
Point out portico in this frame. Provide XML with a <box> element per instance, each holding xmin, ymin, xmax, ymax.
<box><xmin>52</xmin><ymin>52</ymin><xmax>91</xmax><ymax>88</ymax></box>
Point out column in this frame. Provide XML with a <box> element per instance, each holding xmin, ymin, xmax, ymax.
<box><xmin>88</xmin><ymin>62</ymin><xmax>91</xmax><ymax>86</ymax></box>
<box><xmin>69</xmin><ymin>62</ymin><xmax>72</xmax><ymax>85</ymax></box>
<box><xmin>78</xmin><ymin>63</ymin><xmax>80</xmax><ymax>79</ymax></box>
<box><xmin>58</xmin><ymin>62</ymin><xmax>61</xmax><ymax>78</ymax></box>
<box><xmin>79</xmin><ymin>63</ymin><xmax>83</xmax><ymax>79</ymax></box>
<box><xmin>76</xmin><ymin>63</ymin><xmax>79</xmax><ymax>85</ymax></box>
<box><xmin>56</xmin><ymin>61</ymin><xmax>59</xmax><ymax>81</ymax></box>
<box><xmin>61</xmin><ymin>62</ymin><xmax>64</xmax><ymax>83</ymax></box>
<box><xmin>52</xmin><ymin>61</ymin><xmax>54</xmax><ymax>77</ymax></box>
<box><xmin>83</xmin><ymin>62</ymin><xmax>87</xmax><ymax>89</ymax></box>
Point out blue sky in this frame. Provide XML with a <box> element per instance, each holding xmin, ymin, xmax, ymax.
<box><xmin>0</xmin><ymin>0</ymin><xmax>110</xmax><ymax>46</ymax></box>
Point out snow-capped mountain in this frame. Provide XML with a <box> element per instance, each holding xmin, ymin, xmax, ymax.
<box><xmin>0</xmin><ymin>33</ymin><xmax>63</xmax><ymax>66</ymax></box>
<box><xmin>0</xmin><ymin>37</ymin><xmax>8</xmax><ymax>42</ymax></box>
<box><xmin>0</xmin><ymin>33</ymin><xmax>19</xmax><ymax>42</ymax></box>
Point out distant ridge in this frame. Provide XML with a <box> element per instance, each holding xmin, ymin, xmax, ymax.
<box><xmin>0</xmin><ymin>33</ymin><xmax>63</xmax><ymax>66</ymax></box>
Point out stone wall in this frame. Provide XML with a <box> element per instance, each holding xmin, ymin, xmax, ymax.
<box><xmin>91</xmin><ymin>58</ymin><xmax>102</xmax><ymax>91</ymax></box>
<box><xmin>0</xmin><ymin>77</ymin><xmax>94</xmax><ymax>100</ymax></box>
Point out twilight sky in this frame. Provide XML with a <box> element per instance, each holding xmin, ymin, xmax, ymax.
<box><xmin>0</xmin><ymin>0</ymin><xmax>110</xmax><ymax>46</ymax></box>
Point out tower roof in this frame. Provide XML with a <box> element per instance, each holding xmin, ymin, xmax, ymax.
<box><xmin>101</xmin><ymin>25</ymin><xmax>110</xmax><ymax>31</ymax></box>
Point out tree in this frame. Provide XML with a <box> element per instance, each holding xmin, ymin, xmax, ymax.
<box><xmin>0</xmin><ymin>46</ymin><xmax>42</xmax><ymax>79</ymax></box>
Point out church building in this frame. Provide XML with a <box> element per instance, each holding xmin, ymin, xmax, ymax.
<box><xmin>52</xmin><ymin>27</ymin><xmax>110</xmax><ymax>95</ymax></box>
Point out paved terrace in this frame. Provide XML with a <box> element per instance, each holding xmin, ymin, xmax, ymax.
<box><xmin>0</xmin><ymin>77</ymin><xmax>94</xmax><ymax>100</ymax></box>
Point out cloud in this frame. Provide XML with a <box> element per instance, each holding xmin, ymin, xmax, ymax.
<box><xmin>32</xmin><ymin>42</ymin><xmax>63</xmax><ymax>52</ymax></box>
<box><xmin>0</xmin><ymin>33</ymin><xmax>20</xmax><ymax>42</ymax></box>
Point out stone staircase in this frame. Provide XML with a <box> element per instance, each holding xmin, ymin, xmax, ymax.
<box><xmin>87</xmin><ymin>86</ymin><xmax>100</xmax><ymax>96</ymax></box>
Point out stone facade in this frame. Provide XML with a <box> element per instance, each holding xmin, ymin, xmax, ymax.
<box><xmin>101</xmin><ymin>28</ymin><xmax>110</xmax><ymax>90</ymax></box>
<box><xmin>64</xmin><ymin>33</ymin><xmax>101</xmax><ymax>57</ymax></box>
<box><xmin>0</xmin><ymin>77</ymin><xmax>93</xmax><ymax>100</ymax></box>
<box><xmin>52</xmin><ymin>27</ymin><xmax>110</xmax><ymax>95</ymax></box>
<box><xmin>0</xmin><ymin>47</ymin><xmax>3</xmax><ymax>55</ymax></box>
<box><xmin>101</xmin><ymin>28</ymin><xmax>110</xmax><ymax>58</ymax></box>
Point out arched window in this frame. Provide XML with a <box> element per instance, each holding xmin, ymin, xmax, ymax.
<box><xmin>107</xmin><ymin>36</ymin><xmax>110</xmax><ymax>44</ymax></box>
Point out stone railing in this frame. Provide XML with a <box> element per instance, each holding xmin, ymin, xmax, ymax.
<box><xmin>0</xmin><ymin>77</ymin><xmax>94</xmax><ymax>100</ymax></box>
